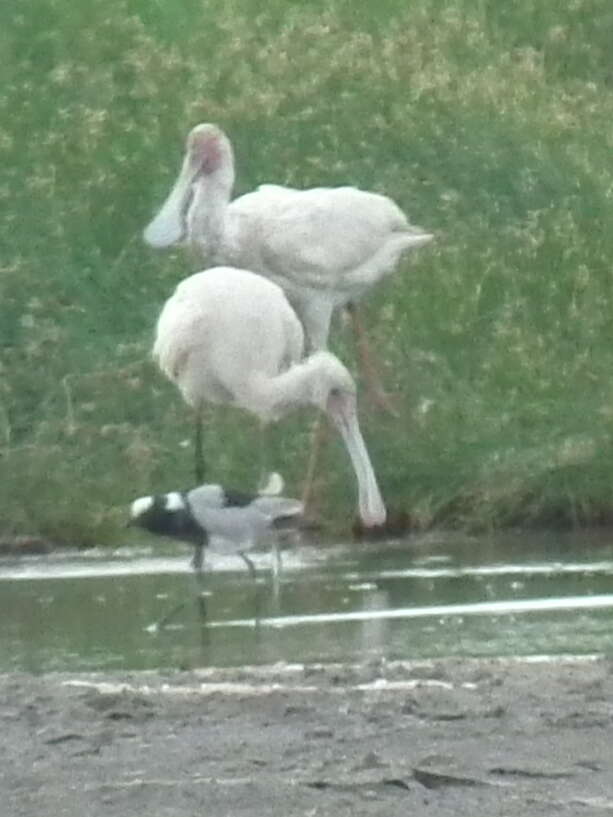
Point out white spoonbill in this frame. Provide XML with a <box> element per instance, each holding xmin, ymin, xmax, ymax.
<box><xmin>144</xmin><ymin>123</ymin><xmax>433</xmax><ymax>398</ymax></box>
<box><xmin>153</xmin><ymin>266</ymin><xmax>387</xmax><ymax>527</ymax></box>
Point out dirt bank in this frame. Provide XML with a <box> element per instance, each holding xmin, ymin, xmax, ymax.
<box><xmin>2</xmin><ymin>657</ymin><xmax>613</xmax><ymax>816</ymax></box>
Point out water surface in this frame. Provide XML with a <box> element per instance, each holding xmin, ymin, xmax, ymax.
<box><xmin>2</xmin><ymin>529</ymin><xmax>613</xmax><ymax>672</ymax></box>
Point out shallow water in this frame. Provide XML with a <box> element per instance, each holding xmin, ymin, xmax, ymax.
<box><xmin>2</xmin><ymin>529</ymin><xmax>613</xmax><ymax>672</ymax></box>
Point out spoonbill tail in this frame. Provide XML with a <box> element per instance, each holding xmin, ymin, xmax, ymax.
<box><xmin>144</xmin><ymin>123</ymin><xmax>433</xmax><ymax>404</ymax></box>
<box><xmin>153</xmin><ymin>266</ymin><xmax>387</xmax><ymax>528</ymax></box>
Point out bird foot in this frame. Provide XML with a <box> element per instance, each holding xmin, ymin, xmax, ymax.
<box><xmin>352</xmin><ymin>508</ymin><xmax>411</xmax><ymax>540</ymax></box>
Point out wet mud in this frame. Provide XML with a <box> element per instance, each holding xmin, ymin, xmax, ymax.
<box><xmin>3</xmin><ymin>656</ymin><xmax>613</xmax><ymax>816</ymax></box>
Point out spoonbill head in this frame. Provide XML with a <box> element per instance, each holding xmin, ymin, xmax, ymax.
<box><xmin>144</xmin><ymin>123</ymin><xmax>234</xmax><ymax>251</ymax></box>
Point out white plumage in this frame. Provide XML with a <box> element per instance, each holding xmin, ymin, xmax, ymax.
<box><xmin>153</xmin><ymin>266</ymin><xmax>386</xmax><ymax>527</ymax></box>
<box><xmin>144</xmin><ymin>123</ymin><xmax>433</xmax><ymax>352</ymax></box>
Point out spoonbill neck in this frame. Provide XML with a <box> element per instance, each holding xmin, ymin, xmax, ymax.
<box><xmin>143</xmin><ymin>132</ymin><xmax>235</xmax><ymax>252</ymax></box>
<box><xmin>237</xmin><ymin>355</ymin><xmax>325</xmax><ymax>423</ymax></box>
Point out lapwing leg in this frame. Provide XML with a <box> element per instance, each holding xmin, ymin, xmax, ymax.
<box><xmin>271</xmin><ymin>539</ymin><xmax>282</xmax><ymax>582</ymax></box>
<box><xmin>192</xmin><ymin>539</ymin><xmax>208</xmax><ymax>622</ymax></box>
<box><xmin>147</xmin><ymin>539</ymin><xmax>207</xmax><ymax>632</ymax></box>
<box><xmin>271</xmin><ymin>538</ymin><xmax>282</xmax><ymax>601</ymax></box>
<box><xmin>239</xmin><ymin>552</ymin><xmax>263</xmax><ymax>623</ymax></box>
<box><xmin>346</xmin><ymin>302</ymin><xmax>399</xmax><ymax>417</ymax></box>
<box><xmin>239</xmin><ymin>552</ymin><xmax>257</xmax><ymax>582</ymax></box>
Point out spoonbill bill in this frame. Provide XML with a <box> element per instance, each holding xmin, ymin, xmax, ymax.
<box><xmin>153</xmin><ymin>266</ymin><xmax>387</xmax><ymax>528</ymax></box>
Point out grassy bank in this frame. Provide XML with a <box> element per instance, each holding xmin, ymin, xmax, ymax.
<box><xmin>2</xmin><ymin>0</ymin><xmax>613</xmax><ymax>544</ymax></box>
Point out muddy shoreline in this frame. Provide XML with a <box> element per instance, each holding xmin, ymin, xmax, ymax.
<box><xmin>3</xmin><ymin>656</ymin><xmax>613</xmax><ymax>816</ymax></box>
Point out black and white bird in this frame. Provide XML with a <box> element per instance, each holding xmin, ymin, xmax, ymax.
<box><xmin>144</xmin><ymin>123</ymin><xmax>433</xmax><ymax>407</ymax></box>
<box><xmin>128</xmin><ymin>481</ymin><xmax>304</xmax><ymax>579</ymax></box>
<box><xmin>153</xmin><ymin>265</ymin><xmax>387</xmax><ymax>527</ymax></box>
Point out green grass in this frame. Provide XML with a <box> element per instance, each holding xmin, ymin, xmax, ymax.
<box><xmin>2</xmin><ymin>0</ymin><xmax>613</xmax><ymax>544</ymax></box>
